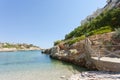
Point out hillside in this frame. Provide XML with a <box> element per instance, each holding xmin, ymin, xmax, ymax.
<box><xmin>0</xmin><ymin>43</ymin><xmax>40</xmax><ymax>52</ymax></box>
<box><xmin>54</xmin><ymin>0</ymin><xmax>120</xmax><ymax>45</ymax></box>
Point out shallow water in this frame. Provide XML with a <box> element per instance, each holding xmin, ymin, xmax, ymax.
<box><xmin>0</xmin><ymin>50</ymin><xmax>87</xmax><ymax>80</ymax></box>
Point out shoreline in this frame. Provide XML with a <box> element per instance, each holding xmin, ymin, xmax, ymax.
<box><xmin>0</xmin><ymin>48</ymin><xmax>41</xmax><ymax>52</ymax></box>
<box><xmin>68</xmin><ymin>71</ymin><xmax>120</xmax><ymax>80</ymax></box>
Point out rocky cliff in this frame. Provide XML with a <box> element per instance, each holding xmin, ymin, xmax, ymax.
<box><xmin>43</xmin><ymin>31</ymin><xmax>120</xmax><ymax>71</ymax></box>
<box><xmin>81</xmin><ymin>0</ymin><xmax>120</xmax><ymax>25</ymax></box>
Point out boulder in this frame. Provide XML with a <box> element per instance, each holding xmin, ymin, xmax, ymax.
<box><xmin>50</xmin><ymin>46</ymin><xmax>60</xmax><ymax>55</ymax></box>
<box><xmin>41</xmin><ymin>49</ymin><xmax>51</xmax><ymax>54</ymax></box>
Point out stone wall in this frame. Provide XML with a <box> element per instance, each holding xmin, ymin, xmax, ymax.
<box><xmin>92</xmin><ymin>58</ymin><xmax>120</xmax><ymax>72</ymax></box>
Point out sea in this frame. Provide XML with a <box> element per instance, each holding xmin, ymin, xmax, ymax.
<box><xmin>0</xmin><ymin>50</ymin><xmax>86</xmax><ymax>80</ymax></box>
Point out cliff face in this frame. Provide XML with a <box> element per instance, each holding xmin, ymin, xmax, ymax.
<box><xmin>81</xmin><ymin>0</ymin><xmax>120</xmax><ymax>25</ymax></box>
<box><xmin>106</xmin><ymin>0</ymin><xmax>120</xmax><ymax>9</ymax></box>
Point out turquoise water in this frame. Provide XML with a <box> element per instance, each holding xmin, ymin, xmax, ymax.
<box><xmin>0</xmin><ymin>50</ymin><xmax>86</xmax><ymax>80</ymax></box>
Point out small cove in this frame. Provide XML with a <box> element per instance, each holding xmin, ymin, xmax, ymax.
<box><xmin>0</xmin><ymin>50</ymin><xmax>87</xmax><ymax>80</ymax></box>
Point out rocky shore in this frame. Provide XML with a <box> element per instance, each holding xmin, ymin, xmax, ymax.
<box><xmin>42</xmin><ymin>42</ymin><xmax>96</xmax><ymax>70</ymax></box>
<box><xmin>42</xmin><ymin>32</ymin><xmax>120</xmax><ymax>71</ymax></box>
<box><xmin>68</xmin><ymin>71</ymin><xmax>120</xmax><ymax>80</ymax></box>
<box><xmin>42</xmin><ymin>32</ymin><xmax>120</xmax><ymax>80</ymax></box>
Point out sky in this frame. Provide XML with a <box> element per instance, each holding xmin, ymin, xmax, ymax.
<box><xmin>0</xmin><ymin>0</ymin><xmax>107</xmax><ymax>48</ymax></box>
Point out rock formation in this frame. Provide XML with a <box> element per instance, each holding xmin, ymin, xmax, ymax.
<box><xmin>43</xmin><ymin>32</ymin><xmax>120</xmax><ymax>71</ymax></box>
<box><xmin>81</xmin><ymin>0</ymin><xmax>120</xmax><ymax>25</ymax></box>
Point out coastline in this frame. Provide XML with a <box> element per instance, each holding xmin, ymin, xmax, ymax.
<box><xmin>42</xmin><ymin>32</ymin><xmax>120</xmax><ymax>80</ymax></box>
<box><xmin>0</xmin><ymin>48</ymin><xmax>41</xmax><ymax>52</ymax></box>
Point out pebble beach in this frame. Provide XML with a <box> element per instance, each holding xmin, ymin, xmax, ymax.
<box><xmin>68</xmin><ymin>71</ymin><xmax>120</xmax><ymax>80</ymax></box>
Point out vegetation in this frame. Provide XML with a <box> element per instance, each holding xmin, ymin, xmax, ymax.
<box><xmin>0</xmin><ymin>43</ymin><xmax>39</xmax><ymax>49</ymax></box>
<box><xmin>105</xmin><ymin>28</ymin><xmax>120</xmax><ymax>51</ymax></box>
<box><xmin>65</xmin><ymin>35</ymin><xmax>85</xmax><ymax>45</ymax></box>
<box><xmin>54</xmin><ymin>8</ymin><xmax>120</xmax><ymax>45</ymax></box>
<box><xmin>54</xmin><ymin>40</ymin><xmax>63</xmax><ymax>46</ymax></box>
<box><xmin>3</xmin><ymin>43</ymin><xmax>15</xmax><ymax>48</ymax></box>
<box><xmin>112</xmin><ymin>28</ymin><xmax>120</xmax><ymax>40</ymax></box>
<box><xmin>65</xmin><ymin>8</ymin><xmax>120</xmax><ymax>40</ymax></box>
<box><xmin>87</xmin><ymin>26</ymin><xmax>112</xmax><ymax>36</ymax></box>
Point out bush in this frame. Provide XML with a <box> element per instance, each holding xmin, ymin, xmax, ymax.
<box><xmin>88</xmin><ymin>26</ymin><xmax>112</xmax><ymax>36</ymax></box>
<box><xmin>3</xmin><ymin>43</ymin><xmax>15</xmax><ymax>48</ymax></box>
<box><xmin>112</xmin><ymin>28</ymin><xmax>120</xmax><ymax>40</ymax></box>
<box><xmin>66</xmin><ymin>35</ymin><xmax>85</xmax><ymax>45</ymax></box>
<box><xmin>64</xmin><ymin>8</ymin><xmax>120</xmax><ymax>40</ymax></box>
<box><xmin>54</xmin><ymin>40</ymin><xmax>63</xmax><ymax>46</ymax></box>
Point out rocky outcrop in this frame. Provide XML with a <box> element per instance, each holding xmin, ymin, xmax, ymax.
<box><xmin>43</xmin><ymin>32</ymin><xmax>120</xmax><ymax>71</ymax></box>
<box><xmin>49</xmin><ymin>48</ymin><xmax>88</xmax><ymax>68</ymax></box>
<box><xmin>41</xmin><ymin>49</ymin><xmax>51</xmax><ymax>54</ymax></box>
<box><xmin>81</xmin><ymin>0</ymin><xmax>120</xmax><ymax>25</ymax></box>
<box><xmin>44</xmin><ymin>40</ymin><xmax>97</xmax><ymax>70</ymax></box>
<box><xmin>106</xmin><ymin>0</ymin><xmax>120</xmax><ymax>9</ymax></box>
<box><xmin>50</xmin><ymin>46</ymin><xmax>60</xmax><ymax>56</ymax></box>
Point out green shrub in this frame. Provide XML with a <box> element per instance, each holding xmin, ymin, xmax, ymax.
<box><xmin>64</xmin><ymin>8</ymin><xmax>120</xmax><ymax>40</ymax></box>
<box><xmin>88</xmin><ymin>26</ymin><xmax>112</xmax><ymax>36</ymax></box>
<box><xmin>112</xmin><ymin>28</ymin><xmax>120</xmax><ymax>40</ymax></box>
<box><xmin>54</xmin><ymin>40</ymin><xmax>63</xmax><ymax>45</ymax></box>
<box><xmin>3</xmin><ymin>43</ymin><xmax>15</xmax><ymax>48</ymax></box>
<box><xmin>66</xmin><ymin>35</ymin><xmax>85</xmax><ymax>45</ymax></box>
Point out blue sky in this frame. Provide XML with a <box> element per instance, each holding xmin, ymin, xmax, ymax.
<box><xmin>0</xmin><ymin>0</ymin><xmax>106</xmax><ymax>48</ymax></box>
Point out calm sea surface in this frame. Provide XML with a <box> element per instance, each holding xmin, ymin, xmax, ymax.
<box><xmin>0</xmin><ymin>50</ymin><xmax>86</xmax><ymax>80</ymax></box>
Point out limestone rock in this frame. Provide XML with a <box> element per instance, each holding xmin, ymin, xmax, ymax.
<box><xmin>51</xmin><ymin>46</ymin><xmax>60</xmax><ymax>55</ymax></box>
